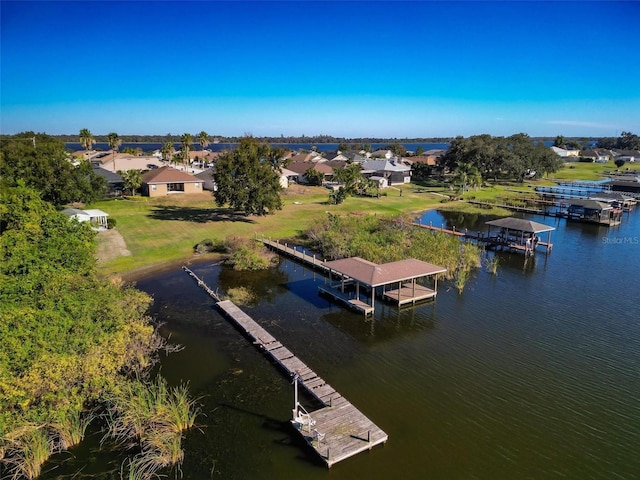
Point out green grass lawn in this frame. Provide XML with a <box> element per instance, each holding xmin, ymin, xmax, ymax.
<box><xmin>92</xmin><ymin>162</ymin><xmax>640</xmax><ymax>277</ymax></box>
<box><xmin>92</xmin><ymin>184</ymin><xmax>445</xmax><ymax>276</ymax></box>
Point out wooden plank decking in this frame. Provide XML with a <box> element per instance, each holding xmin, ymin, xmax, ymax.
<box><xmin>317</xmin><ymin>286</ymin><xmax>375</xmax><ymax>316</ymax></box>
<box><xmin>383</xmin><ymin>283</ymin><xmax>436</xmax><ymax>305</ymax></box>
<box><xmin>183</xmin><ymin>270</ymin><xmax>387</xmax><ymax>467</ymax></box>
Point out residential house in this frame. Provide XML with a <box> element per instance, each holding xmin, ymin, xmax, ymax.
<box><xmin>288</xmin><ymin>152</ymin><xmax>323</xmax><ymax>164</ymax></box>
<box><xmin>285</xmin><ymin>161</ymin><xmax>334</xmax><ymax>184</ymax></box>
<box><xmin>195</xmin><ymin>168</ymin><xmax>217</xmax><ymax>191</ymax></box>
<box><xmin>370</xmin><ymin>149</ymin><xmax>393</xmax><ymax>159</ymax></box>
<box><xmin>578</xmin><ymin>150</ymin><xmax>598</xmax><ymax>162</ymax></box>
<box><xmin>141</xmin><ymin>166</ymin><xmax>203</xmax><ymax>197</ymax></box>
<box><xmin>612</xmin><ymin>150</ymin><xmax>639</xmax><ymax>163</ymax></box>
<box><xmin>550</xmin><ymin>146</ymin><xmax>580</xmax><ymax>158</ymax></box>
<box><xmin>92</xmin><ymin>165</ymin><xmax>124</xmax><ymax>197</ymax></box>
<box><xmin>94</xmin><ymin>153</ymin><xmax>162</xmax><ymax>172</ymax></box>
<box><xmin>361</xmin><ymin>158</ymin><xmax>412</xmax><ymax>185</ymax></box>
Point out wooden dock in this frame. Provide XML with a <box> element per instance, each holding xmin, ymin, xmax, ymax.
<box><xmin>261</xmin><ymin>237</ymin><xmax>329</xmax><ymax>273</ymax></box>
<box><xmin>318</xmin><ymin>285</ymin><xmax>375</xmax><ymax>316</ymax></box>
<box><xmin>184</xmin><ymin>267</ymin><xmax>388</xmax><ymax>467</ymax></box>
<box><xmin>383</xmin><ymin>283</ymin><xmax>436</xmax><ymax>305</ymax></box>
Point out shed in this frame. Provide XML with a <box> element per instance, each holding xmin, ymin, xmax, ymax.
<box><xmin>61</xmin><ymin>208</ymin><xmax>109</xmax><ymax>229</ymax></box>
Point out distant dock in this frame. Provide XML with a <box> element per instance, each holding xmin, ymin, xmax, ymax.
<box><xmin>183</xmin><ymin>266</ymin><xmax>388</xmax><ymax>467</ymax></box>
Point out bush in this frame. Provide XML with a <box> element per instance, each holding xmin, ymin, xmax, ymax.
<box><xmin>194</xmin><ymin>238</ymin><xmax>221</xmax><ymax>254</ymax></box>
<box><xmin>223</xmin><ymin>237</ymin><xmax>276</xmax><ymax>270</ymax></box>
<box><xmin>107</xmin><ymin>217</ymin><xmax>117</xmax><ymax>229</ymax></box>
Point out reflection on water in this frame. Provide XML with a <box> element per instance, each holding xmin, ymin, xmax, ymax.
<box><xmin>42</xmin><ymin>209</ymin><xmax>640</xmax><ymax>479</ymax></box>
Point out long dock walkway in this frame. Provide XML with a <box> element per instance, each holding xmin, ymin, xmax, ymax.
<box><xmin>261</xmin><ymin>237</ymin><xmax>329</xmax><ymax>273</ymax></box>
<box><xmin>183</xmin><ymin>267</ymin><xmax>388</xmax><ymax>467</ymax></box>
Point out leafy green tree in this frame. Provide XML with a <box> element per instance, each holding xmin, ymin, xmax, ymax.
<box><xmin>0</xmin><ymin>132</ymin><xmax>105</xmax><ymax>205</ymax></box>
<box><xmin>411</xmin><ymin>162</ymin><xmax>432</xmax><ymax>180</ymax></box>
<box><xmin>332</xmin><ymin>163</ymin><xmax>364</xmax><ymax>195</ymax></box>
<box><xmin>553</xmin><ymin>135</ymin><xmax>566</xmax><ymax>147</ymax></box>
<box><xmin>107</xmin><ymin>132</ymin><xmax>121</xmax><ymax>170</ymax></box>
<box><xmin>304</xmin><ymin>167</ymin><xmax>325</xmax><ymax>186</ymax></box>
<box><xmin>618</xmin><ymin>131</ymin><xmax>640</xmax><ymax>150</ymax></box>
<box><xmin>213</xmin><ymin>137</ymin><xmax>284</xmax><ymax>215</ymax></box>
<box><xmin>0</xmin><ymin>185</ymin><xmax>159</xmax><ymax>431</ymax></box>
<box><xmin>615</xmin><ymin>158</ymin><xmax>626</xmax><ymax>169</ymax></box>
<box><xmin>386</xmin><ymin>142</ymin><xmax>407</xmax><ymax>157</ymax></box>
<box><xmin>329</xmin><ymin>186</ymin><xmax>346</xmax><ymax>204</ymax></box>
<box><xmin>79</xmin><ymin>128</ymin><xmax>95</xmax><ymax>151</ymax></box>
<box><xmin>454</xmin><ymin>161</ymin><xmax>482</xmax><ymax>192</ymax></box>
<box><xmin>415</xmin><ymin>145</ymin><xmax>424</xmax><ymax>156</ymax></box>
<box><xmin>441</xmin><ymin>133</ymin><xmax>562</xmax><ymax>182</ymax></box>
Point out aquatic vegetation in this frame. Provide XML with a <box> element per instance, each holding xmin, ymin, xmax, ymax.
<box><xmin>51</xmin><ymin>408</ymin><xmax>95</xmax><ymax>451</ymax></box>
<box><xmin>223</xmin><ymin>236</ymin><xmax>276</xmax><ymax>270</ymax></box>
<box><xmin>484</xmin><ymin>254</ymin><xmax>500</xmax><ymax>275</ymax></box>
<box><xmin>107</xmin><ymin>377</ymin><xmax>200</xmax><ymax>479</ymax></box>
<box><xmin>224</xmin><ymin>286</ymin><xmax>257</xmax><ymax>305</ymax></box>
<box><xmin>1</xmin><ymin>425</ymin><xmax>54</xmax><ymax>480</ymax></box>
<box><xmin>305</xmin><ymin>213</ymin><xmax>482</xmax><ymax>288</ymax></box>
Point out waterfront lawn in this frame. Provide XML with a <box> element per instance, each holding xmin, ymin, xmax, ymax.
<box><xmin>549</xmin><ymin>160</ymin><xmax>640</xmax><ymax>181</ymax></box>
<box><xmin>92</xmin><ymin>185</ymin><xmax>444</xmax><ymax>275</ymax></box>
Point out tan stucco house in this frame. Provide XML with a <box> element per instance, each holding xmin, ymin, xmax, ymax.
<box><xmin>141</xmin><ymin>166</ymin><xmax>202</xmax><ymax>197</ymax></box>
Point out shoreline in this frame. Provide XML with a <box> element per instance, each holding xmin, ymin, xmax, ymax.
<box><xmin>116</xmin><ymin>253</ymin><xmax>227</xmax><ymax>283</ymax></box>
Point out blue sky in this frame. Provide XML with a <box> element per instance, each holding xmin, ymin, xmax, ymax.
<box><xmin>1</xmin><ymin>1</ymin><xmax>639</xmax><ymax>138</ymax></box>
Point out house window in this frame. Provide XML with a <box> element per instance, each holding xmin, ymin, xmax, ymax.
<box><xmin>195</xmin><ymin>183</ymin><xmax>200</xmax><ymax>188</ymax></box>
<box><xmin>151</xmin><ymin>184</ymin><xmax>157</xmax><ymax>191</ymax></box>
<box><xmin>167</xmin><ymin>183</ymin><xmax>185</xmax><ymax>192</ymax></box>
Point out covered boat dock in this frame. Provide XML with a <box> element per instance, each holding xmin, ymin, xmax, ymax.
<box><xmin>319</xmin><ymin>257</ymin><xmax>447</xmax><ymax>316</ymax></box>
<box><xmin>485</xmin><ymin>217</ymin><xmax>555</xmax><ymax>255</ymax></box>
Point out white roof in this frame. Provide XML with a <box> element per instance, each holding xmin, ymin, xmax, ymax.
<box><xmin>83</xmin><ymin>209</ymin><xmax>109</xmax><ymax>217</ymax></box>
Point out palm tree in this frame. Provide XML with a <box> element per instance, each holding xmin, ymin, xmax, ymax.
<box><xmin>198</xmin><ymin>131</ymin><xmax>209</xmax><ymax>153</ymax></box>
<box><xmin>107</xmin><ymin>132</ymin><xmax>121</xmax><ymax>171</ymax></box>
<box><xmin>454</xmin><ymin>161</ymin><xmax>482</xmax><ymax>193</ymax></box>
<box><xmin>180</xmin><ymin>133</ymin><xmax>193</xmax><ymax>170</ymax></box>
<box><xmin>123</xmin><ymin>169</ymin><xmax>142</xmax><ymax>196</ymax></box>
<box><xmin>161</xmin><ymin>141</ymin><xmax>174</xmax><ymax>164</ymax></box>
<box><xmin>79</xmin><ymin>128</ymin><xmax>95</xmax><ymax>152</ymax></box>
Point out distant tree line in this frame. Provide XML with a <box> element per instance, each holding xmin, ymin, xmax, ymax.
<box><xmin>596</xmin><ymin>131</ymin><xmax>640</xmax><ymax>150</ymax></box>
<box><xmin>41</xmin><ymin>133</ymin><xmax>458</xmax><ymax>144</ymax></box>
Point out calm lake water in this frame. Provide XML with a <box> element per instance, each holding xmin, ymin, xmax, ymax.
<box><xmin>43</xmin><ymin>208</ymin><xmax>639</xmax><ymax>479</ymax></box>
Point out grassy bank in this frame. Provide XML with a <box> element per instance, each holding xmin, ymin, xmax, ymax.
<box><xmin>93</xmin><ymin>185</ymin><xmax>445</xmax><ymax>276</ymax></box>
<box><xmin>92</xmin><ymin>160</ymin><xmax>639</xmax><ymax>277</ymax></box>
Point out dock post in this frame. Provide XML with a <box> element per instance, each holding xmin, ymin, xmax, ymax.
<box><xmin>368</xmin><ymin>430</ymin><xmax>371</xmax><ymax>443</ymax></box>
<box><xmin>327</xmin><ymin>447</ymin><xmax>330</xmax><ymax>462</ymax></box>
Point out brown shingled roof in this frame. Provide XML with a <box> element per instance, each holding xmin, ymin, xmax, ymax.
<box><xmin>322</xmin><ymin>257</ymin><xmax>447</xmax><ymax>287</ymax></box>
<box><xmin>141</xmin><ymin>166</ymin><xmax>199</xmax><ymax>184</ymax></box>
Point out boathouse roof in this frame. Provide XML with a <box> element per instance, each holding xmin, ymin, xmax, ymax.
<box><xmin>322</xmin><ymin>257</ymin><xmax>447</xmax><ymax>287</ymax></box>
<box><xmin>485</xmin><ymin>217</ymin><xmax>555</xmax><ymax>233</ymax></box>
<box><xmin>566</xmin><ymin>199</ymin><xmax>612</xmax><ymax>211</ymax></box>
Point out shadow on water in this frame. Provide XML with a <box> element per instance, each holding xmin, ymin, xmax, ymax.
<box><xmin>282</xmin><ymin>278</ymin><xmax>334</xmax><ymax>309</ymax></box>
<box><xmin>322</xmin><ymin>302</ymin><xmax>437</xmax><ymax>344</ymax></box>
<box><xmin>148</xmin><ymin>205</ymin><xmax>256</xmax><ymax>223</ymax></box>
